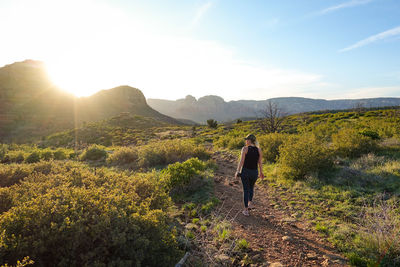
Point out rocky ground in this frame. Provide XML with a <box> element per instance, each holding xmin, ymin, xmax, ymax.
<box><xmin>210</xmin><ymin>150</ymin><xmax>348</xmax><ymax>267</ymax></box>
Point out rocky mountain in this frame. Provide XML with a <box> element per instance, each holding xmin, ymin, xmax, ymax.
<box><xmin>0</xmin><ymin>60</ymin><xmax>180</xmax><ymax>142</ymax></box>
<box><xmin>148</xmin><ymin>95</ymin><xmax>256</xmax><ymax>124</ymax></box>
<box><xmin>148</xmin><ymin>95</ymin><xmax>400</xmax><ymax>123</ymax></box>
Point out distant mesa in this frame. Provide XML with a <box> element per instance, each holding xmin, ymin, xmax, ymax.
<box><xmin>148</xmin><ymin>95</ymin><xmax>400</xmax><ymax>124</ymax></box>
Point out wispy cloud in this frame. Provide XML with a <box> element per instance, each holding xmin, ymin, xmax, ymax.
<box><xmin>340</xmin><ymin>26</ymin><xmax>400</xmax><ymax>52</ymax></box>
<box><xmin>191</xmin><ymin>1</ymin><xmax>213</xmax><ymax>27</ymax></box>
<box><xmin>316</xmin><ymin>0</ymin><xmax>372</xmax><ymax>15</ymax></box>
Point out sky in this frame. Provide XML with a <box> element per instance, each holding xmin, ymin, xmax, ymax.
<box><xmin>0</xmin><ymin>0</ymin><xmax>399</xmax><ymax>101</ymax></box>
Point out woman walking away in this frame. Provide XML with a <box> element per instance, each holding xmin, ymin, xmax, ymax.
<box><xmin>235</xmin><ymin>134</ymin><xmax>264</xmax><ymax>216</ymax></box>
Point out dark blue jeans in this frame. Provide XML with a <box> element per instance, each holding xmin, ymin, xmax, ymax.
<box><xmin>240</xmin><ymin>167</ymin><xmax>258</xmax><ymax>208</ymax></box>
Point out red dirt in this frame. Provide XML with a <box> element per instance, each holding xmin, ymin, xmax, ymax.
<box><xmin>211</xmin><ymin>150</ymin><xmax>348</xmax><ymax>267</ymax></box>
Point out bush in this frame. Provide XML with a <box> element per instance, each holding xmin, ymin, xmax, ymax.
<box><xmin>0</xmin><ymin>145</ymin><xmax>7</xmax><ymax>162</ymax></box>
<box><xmin>3</xmin><ymin>152</ymin><xmax>26</xmax><ymax>164</ymax></box>
<box><xmin>207</xmin><ymin>119</ymin><xmax>218</xmax><ymax>128</ymax></box>
<box><xmin>162</xmin><ymin>158</ymin><xmax>206</xmax><ymax>191</ymax></box>
<box><xmin>107</xmin><ymin>147</ymin><xmax>138</xmax><ymax>166</ymax></box>
<box><xmin>236</xmin><ymin>239</ymin><xmax>249</xmax><ymax>251</ymax></box>
<box><xmin>53</xmin><ymin>149</ymin><xmax>67</xmax><ymax>160</ymax></box>
<box><xmin>214</xmin><ymin>129</ymin><xmax>247</xmax><ymax>150</ymax></box>
<box><xmin>214</xmin><ymin>135</ymin><xmax>244</xmax><ymax>149</ymax></box>
<box><xmin>0</xmin><ymin>165</ymin><xmax>32</xmax><ymax>187</ymax></box>
<box><xmin>40</xmin><ymin>150</ymin><xmax>53</xmax><ymax>161</ymax></box>
<box><xmin>25</xmin><ymin>151</ymin><xmax>40</xmax><ymax>164</ymax></box>
<box><xmin>359</xmin><ymin>129</ymin><xmax>380</xmax><ymax>140</ymax></box>
<box><xmin>0</xmin><ymin>162</ymin><xmax>181</xmax><ymax>266</ymax></box>
<box><xmin>356</xmin><ymin>196</ymin><xmax>400</xmax><ymax>266</ymax></box>
<box><xmin>331</xmin><ymin>128</ymin><xmax>378</xmax><ymax>158</ymax></box>
<box><xmin>15</xmin><ymin>153</ymin><xmax>24</xmax><ymax>163</ymax></box>
<box><xmin>278</xmin><ymin>134</ymin><xmax>333</xmax><ymax>180</ymax></box>
<box><xmin>80</xmin><ymin>145</ymin><xmax>108</xmax><ymax>161</ymax></box>
<box><xmin>0</xmin><ymin>187</ymin><xmax>14</xmax><ymax>213</ymax></box>
<box><xmin>258</xmin><ymin>133</ymin><xmax>289</xmax><ymax>162</ymax></box>
<box><xmin>68</xmin><ymin>152</ymin><xmax>77</xmax><ymax>159</ymax></box>
<box><xmin>137</xmin><ymin>140</ymin><xmax>210</xmax><ymax>169</ymax></box>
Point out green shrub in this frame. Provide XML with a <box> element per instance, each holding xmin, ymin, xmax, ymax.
<box><xmin>15</xmin><ymin>153</ymin><xmax>24</xmax><ymax>163</ymax></box>
<box><xmin>214</xmin><ymin>135</ymin><xmax>244</xmax><ymax>149</ymax></box>
<box><xmin>137</xmin><ymin>140</ymin><xmax>209</xmax><ymax>169</ymax></box>
<box><xmin>0</xmin><ymin>162</ymin><xmax>181</xmax><ymax>266</ymax></box>
<box><xmin>312</xmin><ymin>122</ymin><xmax>339</xmax><ymax>141</ymax></box>
<box><xmin>40</xmin><ymin>150</ymin><xmax>53</xmax><ymax>161</ymax></box>
<box><xmin>80</xmin><ymin>145</ymin><xmax>108</xmax><ymax>161</ymax></box>
<box><xmin>278</xmin><ymin>134</ymin><xmax>333</xmax><ymax>180</ymax></box>
<box><xmin>214</xmin><ymin>223</ymin><xmax>232</xmax><ymax>242</ymax></box>
<box><xmin>258</xmin><ymin>133</ymin><xmax>289</xmax><ymax>162</ymax></box>
<box><xmin>53</xmin><ymin>149</ymin><xmax>67</xmax><ymax>160</ymax></box>
<box><xmin>0</xmin><ymin>187</ymin><xmax>14</xmax><ymax>213</ymax></box>
<box><xmin>107</xmin><ymin>147</ymin><xmax>138</xmax><ymax>166</ymax></box>
<box><xmin>0</xmin><ymin>145</ymin><xmax>7</xmax><ymax>162</ymax></box>
<box><xmin>0</xmin><ymin>165</ymin><xmax>32</xmax><ymax>187</ymax></box>
<box><xmin>331</xmin><ymin>128</ymin><xmax>378</xmax><ymax>158</ymax></box>
<box><xmin>3</xmin><ymin>152</ymin><xmax>26</xmax><ymax>164</ymax></box>
<box><xmin>162</xmin><ymin>158</ymin><xmax>206</xmax><ymax>191</ymax></box>
<box><xmin>25</xmin><ymin>151</ymin><xmax>40</xmax><ymax>164</ymax></box>
<box><xmin>236</xmin><ymin>239</ymin><xmax>249</xmax><ymax>251</ymax></box>
<box><xmin>200</xmin><ymin>197</ymin><xmax>220</xmax><ymax>214</ymax></box>
<box><xmin>359</xmin><ymin>129</ymin><xmax>380</xmax><ymax>140</ymax></box>
<box><xmin>355</xmin><ymin>197</ymin><xmax>400</xmax><ymax>266</ymax></box>
<box><xmin>185</xmin><ymin>231</ymin><xmax>195</xmax><ymax>239</ymax></box>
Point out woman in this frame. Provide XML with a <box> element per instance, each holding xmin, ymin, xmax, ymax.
<box><xmin>235</xmin><ymin>134</ymin><xmax>264</xmax><ymax>216</ymax></box>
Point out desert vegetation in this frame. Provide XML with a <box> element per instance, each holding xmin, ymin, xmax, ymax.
<box><xmin>0</xmin><ymin>107</ymin><xmax>399</xmax><ymax>266</ymax></box>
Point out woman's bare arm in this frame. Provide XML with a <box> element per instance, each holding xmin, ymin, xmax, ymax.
<box><xmin>235</xmin><ymin>146</ymin><xmax>248</xmax><ymax>178</ymax></box>
<box><xmin>258</xmin><ymin>147</ymin><xmax>264</xmax><ymax>179</ymax></box>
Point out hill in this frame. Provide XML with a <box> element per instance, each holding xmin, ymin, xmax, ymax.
<box><xmin>147</xmin><ymin>95</ymin><xmax>400</xmax><ymax>123</ymax></box>
<box><xmin>0</xmin><ymin>60</ymin><xmax>181</xmax><ymax>142</ymax></box>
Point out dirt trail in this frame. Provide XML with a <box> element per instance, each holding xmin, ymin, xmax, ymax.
<box><xmin>212</xmin><ymin>151</ymin><xmax>348</xmax><ymax>267</ymax></box>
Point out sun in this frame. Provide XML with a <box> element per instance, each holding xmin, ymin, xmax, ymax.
<box><xmin>45</xmin><ymin>59</ymin><xmax>109</xmax><ymax>97</ymax></box>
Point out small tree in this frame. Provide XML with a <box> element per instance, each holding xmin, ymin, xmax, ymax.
<box><xmin>258</xmin><ymin>101</ymin><xmax>287</xmax><ymax>133</ymax></box>
<box><xmin>207</xmin><ymin>119</ymin><xmax>218</xmax><ymax>128</ymax></box>
<box><xmin>353</xmin><ymin>102</ymin><xmax>366</xmax><ymax>115</ymax></box>
<box><xmin>191</xmin><ymin>126</ymin><xmax>197</xmax><ymax>137</ymax></box>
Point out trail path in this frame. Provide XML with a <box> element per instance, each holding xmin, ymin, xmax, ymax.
<box><xmin>211</xmin><ymin>151</ymin><xmax>348</xmax><ymax>267</ymax></box>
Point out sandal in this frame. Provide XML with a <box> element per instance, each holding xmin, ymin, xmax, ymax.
<box><xmin>242</xmin><ymin>210</ymin><xmax>249</xmax><ymax>216</ymax></box>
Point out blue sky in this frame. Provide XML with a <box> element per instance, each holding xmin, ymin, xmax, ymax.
<box><xmin>0</xmin><ymin>0</ymin><xmax>399</xmax><ymax>100</ymax></box>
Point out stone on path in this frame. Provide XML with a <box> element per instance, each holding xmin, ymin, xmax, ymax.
<box><xmin>282</xmin><ymin>236</ymin><xmax>292</xmax><ymax>241</ymax></box>
<box><xmin>306</xmin><ymin>252</ymin><xmax>318</xmax><ymax>260</ymax></box>
<box><xmin>270</xmin><ymin>262</ymin><xmax>284</xmax><ymax>267</ymax></box>
<box><xmin>215</xmin><ymin>254</ymin><xmax>230</xmax><ymax>262</ymax></box>
<box><xmin>322</xmin><ymin>258</ymin><xmax>331</xmax><ymax>266</ymax></box>
<box><xmin>281</xmin><ymin>217</ymin><xmax>296</xmax><ymax>223</ymax></box>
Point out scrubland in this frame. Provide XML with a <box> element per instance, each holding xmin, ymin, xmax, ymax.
<box><xmin>0</xmin><ymin>108</ymin><xmax>399</xmax><ymax>266</ymax></box>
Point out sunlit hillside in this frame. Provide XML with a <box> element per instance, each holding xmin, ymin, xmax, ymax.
<box><xmin>0</xmin><ymin>60</ymin><xmax>182</xmax><ymax>143</ymax></box>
